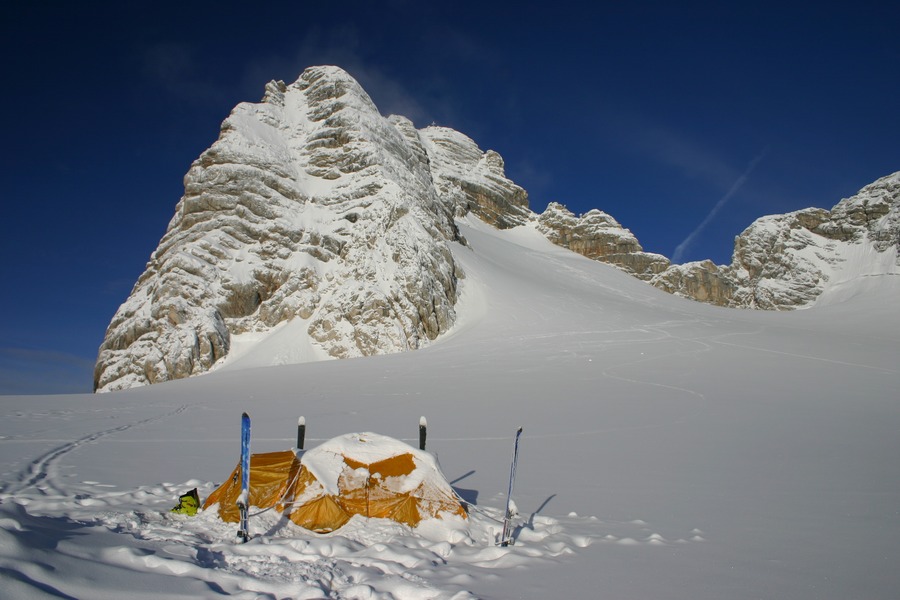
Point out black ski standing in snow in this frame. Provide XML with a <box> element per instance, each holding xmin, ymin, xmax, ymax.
<box><xmin>237</xmin><ymin>412</ymin><xmax>251</xmax><ymax>543</ymax></box>
<box><xmin>500</xmin><ymin>426</ymin><xmax>523</xmax><ymax>547</ymax></box>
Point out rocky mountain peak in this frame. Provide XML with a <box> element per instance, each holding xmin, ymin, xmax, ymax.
<box><xmin>95</xmin><ymin>66</ymin><xmax>528</xmax><ymax>392</ymax></box>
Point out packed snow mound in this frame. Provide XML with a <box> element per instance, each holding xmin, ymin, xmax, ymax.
<box><xmin>650</xmin><ymin>171</ymin><xmax>900</xmax><ymax>309</ymax></box>
<box><xmin>94</xmin><ymin>66</ymin><xmax>526</xmax><ymax>392</ymax></box>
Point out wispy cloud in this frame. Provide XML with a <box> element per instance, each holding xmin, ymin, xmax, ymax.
<box><xmin>350</xmin><ymin>67</ymin><xmax>433</xmax><ymax>124</ymax></box>
<box><xmin>236</xmin><ymin>25</ymin><xmax>441</xmax><ymax>127</ymax></box>
<box><xmin>672</xmin><ymin>149</ymin><xmax>768</xmax><ymax>263</ymax></box>
<box><xmin>141</xmin><ymin>41</ymin><xmax>231</xmax><ymax>106</ymax></box>
<box><xmin>588</xmin><ymin>100</ymin><xmax>744</xmax><ymax>191</ymax></box>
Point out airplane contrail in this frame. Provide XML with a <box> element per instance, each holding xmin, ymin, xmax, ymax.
<box><xmin>672</xmin><ymin>149</ymin><xmax>768</xmax><ymax>263</ymax></box>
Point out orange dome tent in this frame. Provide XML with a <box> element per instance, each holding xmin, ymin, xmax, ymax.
<box><xmin>203</xmin><ymin>432</ymin><xmax>467</xmax><ymax>532</ymax></box>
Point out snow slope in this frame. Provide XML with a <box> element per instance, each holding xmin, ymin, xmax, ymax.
<box><xmin>2</xmin><ymin>219</ymin><xmax>899</xmax><ymax>599</ymax></box>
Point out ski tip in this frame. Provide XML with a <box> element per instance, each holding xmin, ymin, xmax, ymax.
<box><xmin>298</xmin><ymin>415</ymin><xmax>305</xmax><ymax>425</ymax></box>
<box><xmin>420</xmin><ymin>416</ymin><xmax>427</xmax><ymax>427</ymax></box>
<box><xmin>516</xmin><ymin>426</ymin><xmax>523</xmax><ymax>434</ymax></box>
<box><xmin>242</xmin><ymin>412</ymin><xmax>250</xmax><ymax>419</ymax></box>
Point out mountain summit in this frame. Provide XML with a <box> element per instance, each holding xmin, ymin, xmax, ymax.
<box><xmin>94</xmin><ymin>66</ymin><xmax>898</xmax><ymax>392</ymax></box>
<box><xmin>95</xmin><ymin>66</ymin><xmax>526</xmax><ymax>392</ymax></box>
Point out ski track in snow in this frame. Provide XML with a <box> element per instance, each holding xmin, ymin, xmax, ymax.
<box><xmin>600</xmin><ymin>326</ymin><xmax>711</xmax><ymax>401</ymax></box>
<box><xmin>707</xmin><ymin>336</ymin><xmax>899</xmax><ymax>373</ymax></box>
<box><xmin>0</xmin><ymin>405</ymin><xmax>188</xmax><ymax>499</ymax></box>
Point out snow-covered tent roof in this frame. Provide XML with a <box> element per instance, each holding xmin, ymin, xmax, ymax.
<box><xmin>203</xmin><ymin>432</ymin><xmax>466</xmax><ymax>532</ymax></box>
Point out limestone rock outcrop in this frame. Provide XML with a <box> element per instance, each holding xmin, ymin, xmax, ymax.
<box><xmin>419</xmin><ymin>126</ymin><xmax>531</xmax><ymax>229</ymax></box>
<box><xmin>649</xmin><ymin>172</ymin><xmax>900</xmax><ymax>309</ymax></box>
<box><xmin>650</xmin><ymin>260</ymin><xmax>737</xmax><ymax>306</ymax></box>
<box><xmin>94</xmin><ymin>66</ymin><xmax>524</xmax><ymax>392</ymax></box>
<box><xmin>536</xmin><ymin>202</ymin><xmax>670</xmax><ymax>279</ymax></box>
<box><xmin>531</xmin><ymin>173</ymin><xmax>898</xmax><ymax>310</ymax></box>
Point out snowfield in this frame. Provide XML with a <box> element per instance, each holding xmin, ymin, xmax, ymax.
<box><xmin>2</xmin><ymin>219</ymin><xmax>899</xmax><ymax>599</ymax></box>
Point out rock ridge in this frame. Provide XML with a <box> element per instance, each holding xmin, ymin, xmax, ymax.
<box><xmin>535</xmin><ymin>202</ymin><xmax>671</xmax><ymax>279</ymax></box>
<box><xmin>537</xmin><ymin>172</ymin><xmax>898</xmax><ymax>309</ymax></box>
<box><xmin>648</xmin><ymin>172</ymin><xmax>900</xmax><ymax>309</ymax></box>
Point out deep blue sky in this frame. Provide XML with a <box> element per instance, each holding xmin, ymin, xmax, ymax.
<box><xmin>2</xmin><ymin>1</ymin><xmax>898</xmax><ymax>394</ymax></box>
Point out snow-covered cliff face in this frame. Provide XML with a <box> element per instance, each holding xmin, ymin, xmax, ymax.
<box><xmin>94</xmin><ymin>66</ymin><xmax>525</xmax><ymax>392</ymax></box>
<box><xmin>650</xmin><ymin>172</ymin><xmax>900</xmax><ymax>308</ymax></box>
<box><xmin>419</xmin><ymin>126</ymin><xmax>531</xmax><ymax>229</ymax></box>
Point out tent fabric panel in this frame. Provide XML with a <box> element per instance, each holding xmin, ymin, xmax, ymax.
<box><xmin>248</xmin><ymin>451</ymin><xmax>297</xmax><ymax>513</ymax></box>
<box><xmin>341</xmin><ymin>453</ymin><xmax>415</xmax><ymax>479</ymax></box>
<box><xmin>367</xmin><ymin>491</ymin><xmax>421</xmax><ymax>526</ymax></box>
<box><xmin>202</xmin><ymin>450</ymin><xmax>298</xmax><ymax>523</ymax></box>
<box><xmin>367</xmin><ymin>453</ymin><xmax>416</xmax><ymax>478</ymax></box>
<box><xmin>408</xmin><ymin>480</ymin><xmax>468</xmax><ymax>520</ymax></box>
<box><xmin>202</xmin><ymin>462</ymin><xmax>242</xmax><ymax>522</ymax></box>
<box><xmin>273</xmin><ymin>453</ymin><xmax>306</xmax><ymax>511</ymax></box>
<box><xmin>278</xmin><ymin>463</ymin><xmax>320</xmax><ymax>508</ymax></box>
<box><xmin>287</xmin><ymin>494</ymin><xmax>351</xmax><ymax>533</ymax></box>
<box><xmin>334</xmin><ymin>485</ymin><xmax>370</xmax><ymax>518</ymax></box>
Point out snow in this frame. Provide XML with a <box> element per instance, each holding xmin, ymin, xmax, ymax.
<box><xmin>215</xmin><ymin>317</ymin><xmax>332</xmax><ymax>371</ymax></box>
<box><xmin>299</xmin><ymin>432</ymin><xmax>451</xmax><ymax>496</ymax></box>
<box><xmin>2</xmin><ymin>220</ymin><xmax>899</xmax><ymax>598</ymax></box>
<box><xmin>812</xmin><ymin>242</ymin><xmax>900</xmax><ymax>307</ymax></box>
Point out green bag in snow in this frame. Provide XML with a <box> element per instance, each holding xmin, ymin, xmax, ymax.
<box><xmin>170</xmin><ymin>488</ymin><xmax>200</xmax><ymax>516</ymax></box>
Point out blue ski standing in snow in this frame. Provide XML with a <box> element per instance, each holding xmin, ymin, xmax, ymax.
<box><xmin>237</xmin><ymin>412</ymin><xmax>251</xmax><ymax>543</ymax></box>
<box><xmin>500</xmin><ymin>426</ymin><xmax>523</xmax><ymax>547</ymax></box>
